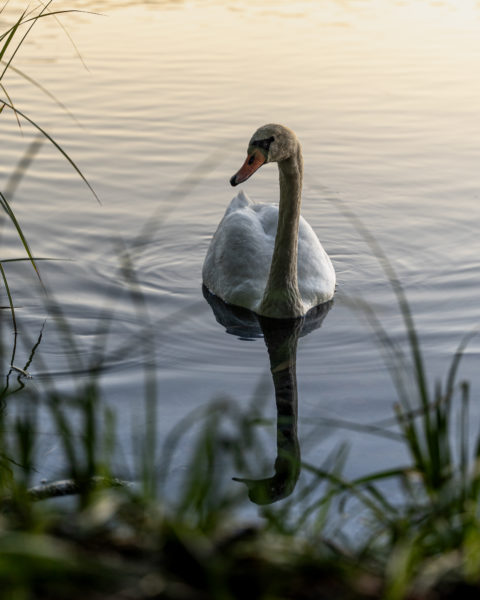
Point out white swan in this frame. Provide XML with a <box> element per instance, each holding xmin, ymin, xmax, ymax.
<box><xmin>202</xmin><ymin>124</ymin><xmax>335</xmax><ymax>319</ymax></box>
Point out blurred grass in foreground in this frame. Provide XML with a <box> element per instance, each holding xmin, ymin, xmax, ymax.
<box><xmin>2</xmin><ymin>3</ymin><xmax>480</xmax><ymax>599</ymax></box>
<box><xmin>1</xmin><ymin>184</ymin><xmax>479</xmax><ymax>600</ymax></box>
<box><xmin>0</xmin><ymin>253</ymin><xmax>479</xmax><ymax>600</ymax></box>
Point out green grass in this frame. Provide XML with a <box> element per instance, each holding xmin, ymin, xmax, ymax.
<box><xmin>0</xmin><ymin>213</ymin><xmax>479</xmax><ymax>599</ymax></box>
<box><xmin>0</xmin><ymin>2</ymin><xmax>98</xmax><ymax>199</ymax></box>
<box><xmin>0</xmin><ymin>1</ymin><xmax>98</xmax><ymax>334</ymax></box>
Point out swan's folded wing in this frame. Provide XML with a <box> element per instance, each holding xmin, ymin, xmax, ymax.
<box><xmin>297</xmin><ymin>217</ymin><xmax>336</xmax><ymax>307</ymax></box>
<box><xmin>202</xmin><ymin>197</ymin><xmax>275</xmax><ymax>312</ymax></box>
<box><xmin>203</xmin><ymin>196</ymin><xmax>335</xmax><ymax>313</ymax></box>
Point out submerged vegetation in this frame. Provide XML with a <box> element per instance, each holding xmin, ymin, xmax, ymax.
<box><xmin>1</xmin><ymin>3</ymin><xmax>480</xmax><ymax>599</ymax></box>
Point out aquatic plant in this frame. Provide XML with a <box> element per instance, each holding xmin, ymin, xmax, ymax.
<box><xmin>0</xmin><ymin>1</ymin><xmax>97</xmax><ymax>330</ymax></box>
<box><xmin>0</xmin><ymin>196</ymin><xmax>479</xmax><ymax>598</ymax></box>
<box><xmin>295</xmin><ymin>198</ymin><xmax>480</xmax><ymax>599</ymax></box>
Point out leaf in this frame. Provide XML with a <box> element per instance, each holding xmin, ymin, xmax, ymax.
<box><xmin>0</xmin><ymin>191</ymin><xmax>40</xmax><ymax>280</ymax></box>
<box><xmin>0</xmin><ymin>100</ymin><xmax>99</xmax><ymax>203</ymax></box>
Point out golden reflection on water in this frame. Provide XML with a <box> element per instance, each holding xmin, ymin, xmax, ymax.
<box><xmin>3</xmin><ymin>0</ymin><xmax>480</xmax><ymax>178</ymax></box>
<box><xmin>3</xmin><ymin>0</ymin><xmax>480</xmax><ymax>225</ymax></box>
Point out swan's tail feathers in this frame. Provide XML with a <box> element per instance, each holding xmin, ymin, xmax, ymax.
<box><xmin>226</xmin><ymin>189</ymin><xmax>254</xmax><ymax>214</ymax></box>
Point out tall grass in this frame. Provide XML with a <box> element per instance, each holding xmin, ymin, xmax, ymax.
<box><xmin>0</xmin><ymin>1</ymin><xmax>97</xmax><ymax>332</ymax></box>
<box><xmin>0</xmin><ymin>187</ymin><xmax>478</xmax><ymax>598</ymax></box>
<box><xmin>1</xmin><ymin>196</ymin><xmax>479</xmax><ymax>599</ymax></box>
<box><xmin>293</xmin><ymin>198</ymin><xmax>480</xmax><ymax>599</ymax></box>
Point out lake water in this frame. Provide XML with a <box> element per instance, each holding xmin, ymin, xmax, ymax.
<box><xmin>1</xmin><ymin>0</ymin><xmax>480</xmax><ymax>514</ymax></box>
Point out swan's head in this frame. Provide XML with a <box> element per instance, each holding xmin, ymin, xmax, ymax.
<box><xmin>230</xmin><ymin>124</ymin><xmax>299</xmax><ymax>186</ymax></box>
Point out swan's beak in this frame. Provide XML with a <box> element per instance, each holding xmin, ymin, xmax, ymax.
<box><xmin>230</xmin><ymin>150</ymin><xmax>266</xmax><ymax>186</ymax></box>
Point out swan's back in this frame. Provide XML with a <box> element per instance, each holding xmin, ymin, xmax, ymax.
<box><xmin>202</xmin><ymin>191</ymin><xmax>335</xmax><ymax>314</ymax></box>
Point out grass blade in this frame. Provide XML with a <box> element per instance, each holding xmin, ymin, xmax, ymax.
<box><xmin>3</xmin><ymin>63</ymin><xmax>81</xmax><ymax>125</ymax></box>
<box><xmin>332</xmin><ymin>198</ymin><xmax>429</xmax><ymax>409</ymax></box>
<box><xmin>0</xmin><ymin>81</ymin><xmax>20</xmax><ymax>128</ymax></box>
<box><xmin>0</xmin><ymin>99</ymin><xmax>99</xmax><ymax>202</ymax></box>
<box><xmin>35</xmin><ymin>0</ymin><xmax>92</xmax><ymax>71</ymax></box>
<box><xmin>0</xmin><ymin>191</ymin><xmax>40</xmax><ymax>280</ymax></box>
<box><xmin>0</xmin><ymin>9</ymin><xmax>27</xmax><ymax>63</ymax></box>
<box><xmin>0</xmin><ymin>2</ymin><xmax>56</xmax><ymax>81</ymax></box>
<box><xmin>445</xmin><ymin>327</ymin><xmax>479</xmax><ymax>403</ymax></box>
<box><xmin>0</xmin><ymin>262</ymin><xmax>17</xmax><ymax>332</ymax></box>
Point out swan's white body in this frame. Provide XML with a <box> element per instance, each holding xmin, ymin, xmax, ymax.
<box><xmin>202</xmin><ymin>124</ymin><xmax>335</xmax><ymax>318</ymax></box>
<box><xmin>203</xmin><ymin>190</ymin><xmax>335</xmax><ymax>315</ymax></box>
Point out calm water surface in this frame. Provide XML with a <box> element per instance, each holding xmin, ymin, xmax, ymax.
<box><xmin>1</xmin><ymin>0</ymin><xmax>480</xmax><ymax>511</ymax></box>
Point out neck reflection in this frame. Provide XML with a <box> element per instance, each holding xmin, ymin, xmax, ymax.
<box><xmin>203</xmin><ymin>286</ymin><xmax>331</xmax><ymax>504</ymax></box>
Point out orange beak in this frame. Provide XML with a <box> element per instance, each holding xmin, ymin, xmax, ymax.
<box><xmin>230</xmin><ymin>150</ymin><xmax>266</xmax><ymax>186</ymax></box>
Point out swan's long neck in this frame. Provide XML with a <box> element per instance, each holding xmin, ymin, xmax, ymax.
<box><xmin>260</xmin><ymin>146</ymin><xmax>304</xmax><ymax>318</ymax></box>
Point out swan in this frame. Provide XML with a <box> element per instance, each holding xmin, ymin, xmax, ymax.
<box><xmin>202</xmin><ymin>124</ymin><xmax>335</xmax><ymax>319</ymax></box>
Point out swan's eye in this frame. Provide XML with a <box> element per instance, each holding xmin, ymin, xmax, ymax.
<box><xmin>252</xmin><ymin>136</ymin><xmax>275</xmax><ymax>152</ymax></box>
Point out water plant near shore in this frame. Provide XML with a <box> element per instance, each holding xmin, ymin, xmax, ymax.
<box><xmin>1</xmin><ymin>197</ymin><xmax>479</xmax><ymax>598</ymax></box>
<box><xmin>1</xmin><ymin>1</ymin><xmax>97</xmax><ymax>330</ymax></box>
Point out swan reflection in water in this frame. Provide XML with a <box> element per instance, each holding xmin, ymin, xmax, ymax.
<box><xmin>203</xmin><ymin>286</ymin><xmax>332</xmax><ymax>505</ymax></box>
